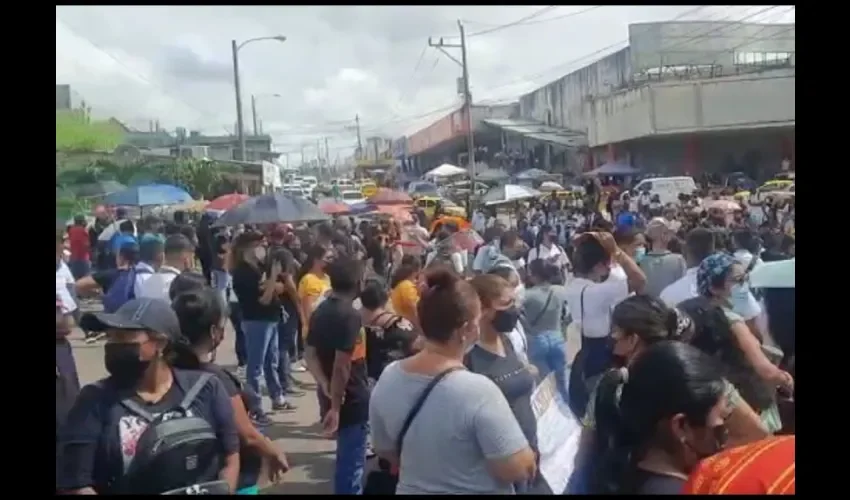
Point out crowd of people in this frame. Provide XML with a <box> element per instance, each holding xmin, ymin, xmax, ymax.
<box><xmin>55</xmin><ymin>187</ymin><xmax>795</xmax><ymax>495</ymax></box>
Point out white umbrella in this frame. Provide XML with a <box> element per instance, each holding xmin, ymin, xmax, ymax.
<box><xmin>539</xmin><ymin>181</ymin><xmax>564</xmax><ymax>192</ymax></box>
<box><xmin>425</xmin><ymin>163</ymin><xmax>467</xmax><ymax>178</ymax></box>
<box><xmin>750</xmin><ymin>258</ymin><xmax>795</xmax><ymax>289</ymax></box>
<box><xmin>482</xmin><ymin>184</ymin><xmax>542</xmax><ymax>206</ymax></box>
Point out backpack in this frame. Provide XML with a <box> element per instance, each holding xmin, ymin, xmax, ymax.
<box><xmin>102</xmin><ymin>267</ymin><xmax>152</xmax><ymax>313</ymax></box>
<box><xmin>114</xmin><ymin>372</ymin><xmax>222</xmax><ymax>495</ymax></box>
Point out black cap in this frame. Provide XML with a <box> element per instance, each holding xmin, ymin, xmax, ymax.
<box><xmin>81</xmin><ymin>298</ymin><xmax>181</xmax><ymax>340</ymax></box>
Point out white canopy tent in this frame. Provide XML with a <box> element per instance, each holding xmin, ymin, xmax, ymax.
<box><xmin>482</xmin><ymin>184</ymin><xmax>542</xmax><ymax>206</ymax></box>
<box><xmin>424</xmin><ymin>163</ymin><xmax>467</xmax><ymax>179</ymax></box>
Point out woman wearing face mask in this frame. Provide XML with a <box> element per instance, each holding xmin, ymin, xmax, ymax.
<box><xmin>487</xmin><ymin>265</ymin><xmax>528</xmax><ymax>363</ymax></box>
<box><xmin>467</xmin><ymin>275</ymin><xmax>540</xmax><ymax>493</ymax></box>
<box><xmin>570</xmin><ymin>296</ymin><xmax>767</xmax><ymax>494</ymax></box>
<box><xmin>57</xmin><ymin>299</ymin><xmax>239</xmax><ymax>494</ymax></box>
<box><xmin>592</xmin><ymin>341</ymin><xmax>730</xmax><ymax>494</ymax></box>
<box><xmin>230</xmin><ymin>231</ymin><xmax>289</xmax><ymax>413</ymax></box>
<box><xmin>369</xmin><ymin>268</ymin><xmax>537</xmax><ymax>494</ymax></box>
<box><xmin>678</xmin><ymin>253</ymin><xmax>793</xmax><ymax>435</ymax></box>
<box><xmin>565</xmin><ymin>232</ymin><xmax>646</xmax><ymax>418</ymax></box>
<box><xmin>611</xmin><ymin>226</ymin><xmax>647</xmax><ymax>280</ymax></box>
<box><xmin>296</xmin><ymin>244</ymin><xmax>333</xmax><ymax>338</ymax></box>
<box><xmin>527</xmin><ymin>224</ymin><xmax>570</xmax><ymax>282</ymax></box>
<box><xmin>172</xmin><ymin>288</ymin><xmax>290</xmax><ymax>495</ymax></box>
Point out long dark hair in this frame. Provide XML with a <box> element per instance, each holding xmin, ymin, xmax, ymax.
<box><xmin>170</xmin><ymin>288</ymin><xmax>226</xmax><ymax>370</ymax></box>
<box><xmin>296</xmin><ymin>244</ymin><xmax>328</xmax><ymax>283</ymax></box>
<box><xmin>592</xmin><ymin>341</ymin><xmax>725</xmax><ymax>494</ymax></box>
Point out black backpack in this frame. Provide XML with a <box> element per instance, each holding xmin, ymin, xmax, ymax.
<box><xmin>115</xmin><ymin>373</ymin><xmax>222</xmax><ymax>494</ymax></box>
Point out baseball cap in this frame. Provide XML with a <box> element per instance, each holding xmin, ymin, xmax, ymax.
<box><xmin>80</xmin><ymin>298</ymin><xmax>181</xmax><ymax>341</ymax></box>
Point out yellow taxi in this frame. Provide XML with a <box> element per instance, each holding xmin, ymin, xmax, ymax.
<box><xmin>752</xmin><ymin>179</ymin><xmax>794</xmax><ymax>203</ymax></box>
<box><xmin>359</xmin><ymin>181</ymin><xmax>378</xmax><ymax>198</ymax></box>
<box><xmin>415</xmin><ymin>196</ymin><xmax>467</xmax><ymax>219</ymax></box>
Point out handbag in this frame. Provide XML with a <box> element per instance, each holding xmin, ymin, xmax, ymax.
<box><xmin>363</xmin><ymin>366</ymin><xmax>463</xmax><ymax>495</ymax></box>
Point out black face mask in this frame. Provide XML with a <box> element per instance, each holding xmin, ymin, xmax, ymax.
<box><xmin>686</xmin><ymin>424</ymin><xmax>728</xmax><ymax>460</ymax></box>
<box><xmin>492</xmin><ymin>308</ymin><xmax>520</xmax><ymax>333</ymax></box>
<box><xmin>104</xmin><ymin>343</ymin><xmax>151</xmax><ymax>386</ymax></box>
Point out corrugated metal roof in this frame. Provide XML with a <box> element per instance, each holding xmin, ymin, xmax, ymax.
<box><xmin>483</xmin><ymin>118</ymin><xmax>588</xmax><ymax>148</ymax></box>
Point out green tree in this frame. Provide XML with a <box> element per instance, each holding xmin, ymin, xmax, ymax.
<box><xmin>56</xmin><ymin>110</ymin><xmax>125</xmax><ymax>152</ymax></box>
<box><xmin>153</xmin><ymin>158</ymin><xmax>236</xmax><ymax>199</ymax></box>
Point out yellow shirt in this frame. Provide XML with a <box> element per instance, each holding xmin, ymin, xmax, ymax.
<box><xmin>390</xmin><ymin>279</ymin><xmax>419</xmax><ymax>323</ymax></box>
<box><xmin>297</xmin><ymin>272</ymin><xmax>331</xmax><ymax>338</ymax></box>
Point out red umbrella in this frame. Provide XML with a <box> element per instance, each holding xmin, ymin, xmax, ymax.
<box><xmin>367</xmin><ymin>188</ymin><xmax>413</xmax><ymax>206</ymax></box>
<box><xmin>207</xmin><ymin>193</ymin><xmax>250</xmax><ymax>211</ymax></box>
<box><xmin>318</xmin><ymin>200</ymin><xmax>351</xmax><ymax>215</ymax></box>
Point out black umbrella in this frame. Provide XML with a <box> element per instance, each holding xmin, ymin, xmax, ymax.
<box><xmin>213</xmin><ymin>193</ymin><xmax>330</xmax><ymax>227</ymax></box>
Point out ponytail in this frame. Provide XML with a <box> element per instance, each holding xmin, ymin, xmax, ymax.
<box><xmin>591</xmin><ymin>367</ymin><xmax>634</xmax><ymax>494</ymax></box>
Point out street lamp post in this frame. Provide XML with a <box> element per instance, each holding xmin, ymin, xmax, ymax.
<box><xmin>251</xmin><ymin>93</ymin><xmax>282</xmax><ymax>136</ymax></box>
<box><xmin>231</xmin><ymin>35</ymin><xmax>286</xmax><ymax>162</ymax></box>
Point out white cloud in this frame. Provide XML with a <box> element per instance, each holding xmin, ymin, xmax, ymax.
<box><xmin>55</xmin><ymin>5</ymin><xmax>795</xmax><ymax>159</ymax></box>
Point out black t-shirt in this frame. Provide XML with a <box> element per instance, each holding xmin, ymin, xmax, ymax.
<box><xmin>464</xmin><ymin>341</ymin><xmax>537</xmax><ymax>450</ymax></box>
<box><xmin>306</xmin><ymin>295</ymin><xmax>370</xmax><ymax>429</ymax></box>
<box><xmin>364</xmin><ymin>312</ymin><xmax>418</xmax><ymax>380</ymax></box>
<box><xmin>199</xmin><ymin>363</ymin><xmax>263</xmax><ymax>489</ymax></box>
<box><xmin>232</xmin><ymin>262</ymin><xmax>280</xmax><ymax>321</ymax></box>
<box><xmin>91</xmin><ymin>269</ymin><xmax>120</xmax><ymax>293</ymax></box>
<box><xmin>56</xmin><ymin>369</ymin><xmax>238</xmax><ymax>494</ymax></box>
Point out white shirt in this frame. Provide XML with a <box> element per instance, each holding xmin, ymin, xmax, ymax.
<box><xmin>609</xmin><ymin>264</ymin><xmax>627</xmax><ymax>281</ymax></box>
<box><xmin>528</xmin><ymin>244</ymin><xmax>570</xmax><ymax>268</ymax></box>
<box><xmin>504</xmin><ymin>322</ymin><xmax>529</xmax><ymax>364</ymax></box>
<box><xmin>134</xmin><ymin>262</ymin><xmax>156</xmax><ymax>299</ymax></box>
<box><xmin>660</xmin><ymin>267</ymin><xmax>698</xmax><ymax>307</ymax></box>
<box><xmin>56</xmin><ymin>262</ymin><xmax>78</xmax><ymax>313</ymax></box>
<box><xmin>563</xmin><ymin>276</ymin><xmax>629</xmax><ymax>339</ymax></box>
<box><xmin>138</xmin><ymin>265</ymin><xmax>182</xmax><ymax>302</ymax></box>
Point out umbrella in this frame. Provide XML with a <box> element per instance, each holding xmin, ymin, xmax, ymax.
<box><xmin>705</xmin><ymin>199</ymin><xmax>741</xmax><ymax>212</ymax></box>
<box><xmin>72</xmin><ymin>181</ymin><xmax>127</xmax><ymax>198</ymax></box>
<box><xmin>207</xmin><ymin>193</ymin><xmax>250</xmax><ymax>211</ymax></box>
<box><xmin>97</xmin><ymin>219</ymin><xmax>132</xmax><ymax>241</ymax></box>
<box><xmin>347</xmin><ymin>202</ymin><xmax>378</xmax><ymax>215</ymax></box>
<box><xmin>515</xmin><ymin>168</ymin><xmax>549</xmax><ymax>181</ymax></box>
<box><xmin>429</xmin><ymin>215</ymin><xmax>472</xmax><ymax>233</ymax></box>
<box><xmin>481</xmin><ymin>184</ymin><xmax>542</xmax><ymax>206</ymax></box>
<box><xmin>171</xmin><ymin>199</ymin><xmax>209</xmax><ymax>212</ymax></box>
<box><xmin>104</xmin><ymin>183</ymin><xmax>193</xmax><ymax>207</ymax></box>
<box><xmin>368</xmin><ymin>188</ymin><xmax>413</xmax><ymax>206</ymax></box>
<box><xmin>213</xmin><ymin>193</ymin><xmax>329</xmax><ymax>227</ymax></box>
<box><xmin>475</xmin><ymin>169</ymin><xmax>510</xmax><ymax>183</ymax></box>
<box><xmin>448</xmin><ymin>228</ymin><xmax>484</xmax><ymax>252</ymax></box>
<box><xmin>539</xmin><ymin>181</ymin><xmax>564</xmax><ymax>192</ymax></box>
<box><xmin>750</xmin><ymin>258</ymin><xmax>795</xmax><ymax>289</ymax></box>
<box><xmin>584</xmin><ymin>162</ymin><xmax>641</xmax><ymax>176</ymax></box>
<box><xmin>319</xmin><ymin>200</ymin><xmax>352</xmax><ymax>215</ymax></box>
<box><xmin>425</xmin><ymin>163</ymin><xmax>467</xmax><ymax>178</ymax></box>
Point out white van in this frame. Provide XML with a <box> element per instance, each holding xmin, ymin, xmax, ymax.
<box><xmin>620</xmin><ymin>176</ymin><xmax>697</xmax><ymax>206</ymax></box>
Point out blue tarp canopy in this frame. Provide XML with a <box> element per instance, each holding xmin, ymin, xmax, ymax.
<box><xmin>104</xmin><ymin>183</ymin><xmax>193</xmax><ymax>207</ymax></box>
<box><xmin>584</xmin><ymin>162</ymin><xmax>641</xmax><ymax>176</ymax></box>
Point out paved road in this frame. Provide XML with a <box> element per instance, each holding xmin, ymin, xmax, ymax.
<box><xmin>70</xmin><ymin>323</ymin><xmax>335</xmax><ymax>495</ymax></box>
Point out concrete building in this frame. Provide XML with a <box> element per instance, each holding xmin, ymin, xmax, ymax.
<box><xmin>122</xmin><ymin>126</ymin><xmax>278</xmax><ymax>163</ymax></box>
<box><xmin>56</xmin><ymin>84</ymin><xmax>73</xmax><ymax>110</ymax></box>
<box><xmin>504</xmin><ymin>20</ymin><xmax>795</xmax><ymax>179</ymax></box>
<box><xmin>404</xmin><ymin>103</ymin><xmax>519</xmax><ymax>174</ymax></box>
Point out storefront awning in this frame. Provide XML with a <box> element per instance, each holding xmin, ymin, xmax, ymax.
<box><xmin>483</xmin><ymin>118</ymin><xmax>588</xmax><ymax>149</ymax></box>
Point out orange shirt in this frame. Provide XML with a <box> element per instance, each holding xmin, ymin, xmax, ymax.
<box><xmin>684</xmin><ymin>436</ymin><xmax>795</xmax><ymax>495</ymax></box>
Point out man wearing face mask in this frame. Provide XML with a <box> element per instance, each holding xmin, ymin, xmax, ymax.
<box><xmin>138</xmin><ymin>235</ymin><xmax>196</xmax><ymax>302</ymax></box>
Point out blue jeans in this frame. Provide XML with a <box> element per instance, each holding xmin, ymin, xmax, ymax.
<box><xmin>277</xmin><ymin>306</ymin><xmax>298</xmax><ymax>391</ymax></box>
<box><xmin>241</xmin><ymin>320</ymin><xmax>284</xmax><ymax>405</ymax></box>
<box><xmin>335</xmin><ymin>422</ymin><xmax>368</xmax><ymax>495</ymax></box>
<box><xmin>527</xmin><ymin>330</ymin><xmax>568</xmax><ymax>402</ymax></box>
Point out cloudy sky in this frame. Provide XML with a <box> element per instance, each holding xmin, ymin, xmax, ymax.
<box><xmin>56</xmin><ymin>5</ymin><xmax>794</xmax><ymax>162</ymax></box>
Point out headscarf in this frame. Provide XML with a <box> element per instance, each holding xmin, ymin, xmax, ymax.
<box><xmin>683</xmin><ymin>436</ymin><xmax>795</xmax><ymax>494</ymax></box>
<box><xmin>697</xmin><ymin>252</ymin><xmax>736</xmax><ymax>297</ymax></box>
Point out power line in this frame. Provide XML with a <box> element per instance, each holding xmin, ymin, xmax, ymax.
<box><xmin>465</xmin><ymin>6</ymin><xmax>560</xmax><ymax>38</ymax></box>
<box><xmin>464</xmin><ymin>6</ymin><xmax>604</xmax><ymax>30</ymax></box>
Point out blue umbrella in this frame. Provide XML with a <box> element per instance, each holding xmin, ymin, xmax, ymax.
<box><xmin>347</xmin><ymin>202</ymin><xmax>377</xmax><ymax>215</ymax></box>
<box><xmin>214</xmin><ymin>193</ymin><xmax>329</xmax><ymax>227</ymax></box>
<box><xmin>104</xmin><ymin>183</ymin><xmax>193</xmax><ymax>207</ymax></box>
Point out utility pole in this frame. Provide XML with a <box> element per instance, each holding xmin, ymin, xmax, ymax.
<box><xmin>230</xmin><ymin>40</ymin><xmax>247</xmax><ymax>161</ymax></box>
<box><xmin>429</xmin><ymin>20</ymin><xmax>476</xmax><ymax>212</ymax></box>
<box><xmin>300</xmin><ymin>145</ymin><xmax>305</xmax><ymax>169</ymax></box>
<box><xmin>324</xmin><ymin>137</ymin><xmax>330</xmax><ymax>166</ymax></box>
<box><xmin>250</xmin><ymin>95</ymin><xmax>258</xmax><ymax>136</ymax></box>
<box><xmin>355</xmin><ymin>114</ymin><xmax>363</xmax><ymax>159</ymax></box>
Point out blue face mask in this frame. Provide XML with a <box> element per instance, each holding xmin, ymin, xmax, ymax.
<box><xmin>729</xmin><ymin>283</ymin><xmax>760</xmax><ymax>318</ymax></box>
<box><xmin>634</xmin><ymin>247</ymin><xmax>647</xmax><ymax>263</ymax></box>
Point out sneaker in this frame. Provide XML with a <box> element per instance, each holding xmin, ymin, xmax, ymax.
<box><xmin>85</xmin><ymin>332</ymin><xmax>106</xmax><ymax>344</ymax></box>
<box><xmin>272</xmin><ymin>399</ymin><xmax>297</xmax><ymax>411</ymax></box>
<box><xmin>250</xmin><ymin>411</ymin><xmax>273</xmax><ymax>427</ymax></box>
<box><xmin>235</xmin><ymin>365</ymin><xmax>246</xmax><ymax>378</ymax></box>
<box><xmin>291</xmin><ymin>362</ymin><xmax>307</xmax><ymax>373</ymax></box>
